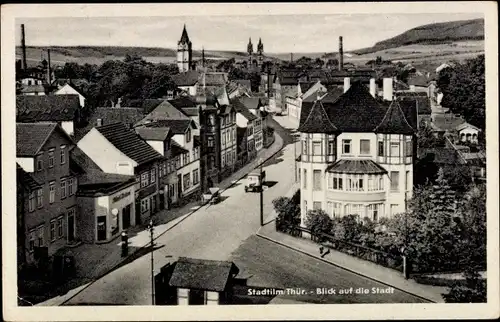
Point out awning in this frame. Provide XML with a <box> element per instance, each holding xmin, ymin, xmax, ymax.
<box><xmin>326</xmin><ymin>159</ymin><xmax>387</xmax><ymax>175</ymax></box>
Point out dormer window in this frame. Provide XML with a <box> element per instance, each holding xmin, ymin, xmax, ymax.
<box><xmin>342</xmin><ymin>139</ymin><xmax>351</xmax><ymax>154</ymax></box>
<box><xmin>96</xmin><ymin>119</ymin><xmax>103</xmax><ymax>127</ymax></box>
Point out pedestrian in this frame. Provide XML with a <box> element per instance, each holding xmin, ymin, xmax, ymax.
<box><xmin>121</xmin><ymin>231</ymin><xmax>129</xmax><ymax>257</ymax></box>
<box><xmin>319</xmin><ymin>246</ymin><xmax>324</xmax><ymax>255</ymax></box>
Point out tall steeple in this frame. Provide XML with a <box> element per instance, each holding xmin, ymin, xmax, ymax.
<box><xmin>247</xmin><ymin>38</ymin><xmax>253</xmax><ymax>55</ymax></box>
<box><xmin>177</xmin><ymin>24</ymin><xmax>193</xmax><ymax>72</ymax></box>
<box><xmin>257</xmin><ymin>38</ymin><xmax>264</xmax><ymax>54</ymax></box>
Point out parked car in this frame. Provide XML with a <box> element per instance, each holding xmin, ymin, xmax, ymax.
<box><xmin>244</xmin><ymin>169</ymin><xmax>266</xmax><ymax>192</ymax></box>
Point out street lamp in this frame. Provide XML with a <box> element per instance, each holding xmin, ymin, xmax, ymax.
<box><xmin>260</xmin><ymin>159</ymin><xmax>264</xmax><ymax>226</ymax></box>
<box><xmin>148</xmin><ymin>219</ymin><xmax>155</xmax><ymax>305</ymax></box>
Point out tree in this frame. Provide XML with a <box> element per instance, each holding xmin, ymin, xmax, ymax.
<box><xmin>442</xmin><ymin>267</ymin><xmax>486</xmax><ymax>303</ymax></box>
<box><xmin>338</xmin><ymin>215</ymin><xmax>362</xmax><ymax>242</ymax></box>
<box><xmin>305</xmin><ymin>209</ymin><xmax>334</xmax><ymax>237</ymax></box>
<box><xmin>326</xmin><ymin>58</ymin><xmax>339</xmax><ymax>69</ymax></box>
<box><xmin>272</xmin><ymin>196</ymin><xmax>300</xmax><ymax>228</ymax></box>
<box><xmin>439</xmin><ymin>55</ymin><xmax>485</xmax><ymax>129</ymax></box>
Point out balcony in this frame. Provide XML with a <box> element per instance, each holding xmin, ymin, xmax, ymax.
<box><xmin>326</xmin><ymin>190</ymin><xmax>386</xmax><ymax>203</ymax></box>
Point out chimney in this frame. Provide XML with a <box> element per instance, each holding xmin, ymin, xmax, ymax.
<box><xmin>338</xmin><ymin>36</ymin><xmax>344</xmax><ymax>71</ymax></box>
<box><xmin>46</xmin><ymin>49</ymin><xmax>52</xmax><ymax>85</ymax></box>
<box><xmin>383</xmin><ymin>78</ymin><xmax>393</xmax><ymax>101</ymax></box>
<box><xmin>369</xmin><ymin>78</ymin><xmax>376</xmax><ymax>98</ymax></box>
<box><xmin>343</xmin><ymin>77</ymin><xmax>350</xmax><ymax>93</ymax></box>
<box><xmin>21</xmin><ymin>24</ymin><xmax>27</xmax><ymax>71</ymax></box>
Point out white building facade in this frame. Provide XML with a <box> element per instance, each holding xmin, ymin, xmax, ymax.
<box><xmin>298</xmin><ymin>81</ymin><xmax>416</xmax><ymax>226</ymax></box>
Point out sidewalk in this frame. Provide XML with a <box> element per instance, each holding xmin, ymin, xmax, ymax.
<box><xmin>35</xmin><ymin>131</ymin><xmax>284</xmax><ymax>306</ymax></box>
<box><xmin>257</xmin><ymin>217</ymin><xmax>449</xmax><ymax>304</ymax></box>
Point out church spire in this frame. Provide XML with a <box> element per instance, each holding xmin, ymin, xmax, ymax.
<box><xmin>179</xmin><ymin>24</ymin><xmax>190</xmax><ymax>44</ymax></box>
<box><xmin>247</xmin><ymin>38</ymin><xmax>253</xmax><ymax>55</ymax></box>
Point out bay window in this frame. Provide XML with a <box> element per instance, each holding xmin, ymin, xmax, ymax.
<box><xmin>312</xmin><ymin>141</ymin><xmax>321</xmax><ymax>155</ymax></box>
<box><xmin>390</xmin><ymin>142</ymin><xmax>400</xmax><ymax>157</ymax></box>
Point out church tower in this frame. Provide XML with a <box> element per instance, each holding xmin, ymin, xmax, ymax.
<box><xmin>247</xmin><ymin>38</ymin><xmax>254</xmax><ymax>70</ymax></box>
<box><xmin>177</xmin><ymin>24</ymin><xmax>193</xmax><ymax>73</ymax></box>
<box><xmin>257</xmin><ymin>38</ymin><xmax>264</xmax><ymax>68</ymax></box>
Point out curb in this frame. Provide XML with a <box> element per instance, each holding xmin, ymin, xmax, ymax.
<box><xmin>255</xmin><ymin>232</ymin><xmax>438</xmax><ymax>304</ymax></box>
<box><xmin>56</xmin><ymin>131</ymin><xmax>285</xmax><ymax>306</ymax></box>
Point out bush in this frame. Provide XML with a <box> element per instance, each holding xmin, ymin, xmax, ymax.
<box><xmin>272</xmin><ymin>196</ymin><xmax>300</xmax><ymax>227</ymax></box>
<box><xmin>305</xmin><ymin>209</ymin><xmax>334</xmax><ymax>239</ymax></box>
<box><xmin>442</xmin><ymin>268</ymin><xmax>486</xmax><ymax>303</ymax></box>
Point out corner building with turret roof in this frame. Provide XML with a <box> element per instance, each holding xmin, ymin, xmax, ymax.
<box><xmin>297</xmin><ymin>81</ymin><xmax>417</xmax><ymax>226</ymax></box>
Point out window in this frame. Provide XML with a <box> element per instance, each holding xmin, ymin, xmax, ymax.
<box><xmin>141</xmin><ymin>172</ymin><xmax>149</xmax><ymax>188</ymax></box>
<box><xmin>342</xmin><ymin>139</ymin><xmax>351</xmax><ymax>154</ymax></box>
<box><xmin>68</xmin><ymin>178</ymin><xmax>74</xmax><ymax>196</ymax></box>
<box><xmin>303</xmin><ymin>169</ymin><xmax>307</xmax><ymax>189</ymax></box>
<box><xmin>390</xmin><ymin>142</ymin><xmax>400</xmax><ymax>157</ymax></box>
<box><xmin>405</xmin><ymin>139</ymin><xmax>413</xmax><ymax>157</ymax></box>
<box><xmin>328</xmin><ymin>140</ymin><xmax>335</xmax><ymax>155</ymax></box>
<box><xmin>29</xmin><ymin>191</ymin><xmax>36</xmax><ymax>212</ymax></box>
<box><xmin>332</xmin><ymin>202</ymin><xmax>341</xmax><ymax>217</ymax></box>
<box><xmin>48</xmin><ymin>149</ymin><xmax>55</xmax><ymax>168</ymax></box>
<box><xmin>193</xmin><ymin>169</ymin><xmax>199</xmax><ymax>185</ymax></box>
<box><xmin>222</xmin><ymin>154</ymin><xmax>226</xmax><ymax>167</ymax></box>
<box><xmin>405</xmin><ymin>171</ymin><xmax>410</xmax><ymax>191</ymax></box>
<box><xmin>304</xmin><ymin>200</ymin><xmax>308</xmax><ymax>214</ymax></box>
<box><xmin>37</xmin><ymin>154</ymin><xmax>44</xmax><ymax>171</ymax></box>
<box><xmin>327</xmin><ymin>174</ymin><xmax>333</xmax><ymax>189</ymax></box>
<box><xmin>313</xmin><ymin>201</ymin><xmax>322</xmax><ymax>210</ymax></box>
<box><xmin>378</xmin><ymin>141</ymin><xmax>384</xmax><ymax>157</ymax></box>
<box><xmin>151</xmin><ymin>168</ymin><xmax>156</xmax><ymax>184</ymax></box>
<box><xmin>390</xmin><ymin>171</ymin><xmax>399</xmax><ymax>191</ymax></box>
<box><xmin>313</xmin><ymin>170</ymin><xmax>322</xmax><ymax>191</ymax></box>
<box><xmin>186</xmin><ymin>128</ymin><xmax>192</xmax><ymax>143</ymax></box>
<box><xmin>390</xmin><ymin>204</ymin><xmax>398</xmax><ymax>217</ymax></box>
<box><xmin>60</xmin><ymin>180</ymin><xmax>67</xmax><ymax>199</ymax></box>
<box><xmin>183</xmin><ymin>173</ymin><xmax>191</xmax><ymax>191</ymax></box>
<box><xmin>345</xmin><ymin>204</ymin><xmax>364</xmax><ymax>218</ymax></box>
<box><xmin>312</xmin><ymin>141</ymin><xmax>321</xmax><ymax>155</ymax></box>
<box><xmin>207</xmin><ymin>136</ymin><xmax>214</xmax><ymax>147</ymax></box>
<box><xmin>221</xmin><ymin>130</ymin><xmax>226</xmax><ymax>145</ymax></box>
<box><xmin>332</xmin><ymin>174</ymin><xmax>343</xmax><ymax>190</ymax></box>
<box><xmin>49</xmin><ymin>181</ymin><xmax>55</xmax><ymax>203</ymax></box>
<box><xmin>96</xmin><ymin>118</ymin><xmax>103</xmax><ymax>126</ymax></box>
<box><xmin>60</xmin><ymin>145</ymin><xmax>66</xmax><ymax>164</ymax></box>
<box><xmin>345</xmin><ymin>175</ymin><xmax>365</xmax><ymax>191</ymax></box>
<box><xmin>379</xmin><ymin>177</ymin><xmax>384</xmax><ymax>190</ymax></box>
<box><xmin>302</xmin><ymin>139</ymin><xmax>308</xmax><ymax>154</ymax></box>
<box><xmin>37</xmin><ymin>226</ymin><xmax>44</xmax><ymax>247</ymax></box>
<box><xmin>159</xmin><ymin>163</ymin><xmax>164</xmax><ymax>178</ymax></box>
<box><xmin>360</xmin><ymin>139</ymin><xmax>370</xmax><ymax>154</ymax></box>
<box><xmin>50</xmin><ymin>220</ymin><xmax>56</xmax><ymax>242</ymax></box>
<box><xmin>175</xmin><ymin>157</ymin><xmax>181</xmax><ymax>169</ymax></box>
<box><xmin>36</xmin><ymin>188</ymin><xmax>43</xmax><ymax>208</ymax></box>
<box><xmin>367</xmin><ymin>204</ymin><xmax>382</xmax><ymax>222</ymax></box>
<box><xmin>141</xmin><ymin>198</ymin><xmax>150</xmax><ymax>213</ymax></box>
<box><xmin>57</xmin><ymin>217</ymin><xmax>64</xmax><ymax>238</ymax></box>
<box><xmin>29</xmin><ymin>230</ymin><xmax>35</xmax><ymax>252</ymax></box>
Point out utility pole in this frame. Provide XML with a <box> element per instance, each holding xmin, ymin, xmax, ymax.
<box><xmin>148</xmin><ymin>219</ymin><xmax>155</xmax><ymax>305</ymax></box>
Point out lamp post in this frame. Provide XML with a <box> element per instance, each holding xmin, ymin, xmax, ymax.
<box><xmin>148</xmin><ymin>219</ymin><xmax>155</xmax><ymax>305</ymax></box>
<box><xmin>259</xmin><ymin>158</ymin><xmax>264</xmax><ymax>227</ymax></box>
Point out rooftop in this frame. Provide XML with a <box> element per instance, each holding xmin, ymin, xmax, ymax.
<box><xmin>16</xmin><ymin>94</ymin><xmax>80</xmax><ymax>122</ymax></box>
<box><xmin>95</xmin><ymin>123</ymin><xmax>163</xmax><ymax>166</ymax></box>
<box><xmin>137</xmin><ymin>100</ymin><xmax>191</xmax><ymax>125</ymax></box>
<box><xmin>17</xmin><ymin>122</ymin><xmax>72</xmax><ymax>156</ymax></box>
<box><xmin>327</xmin><ymin>159</ymin><xmax>388</xmax><ymax>174</ymax></box>
<box><xmin>373</xmin><ymin>100</ymin><xmax>415</xmax><ymax>135</ymax></box>
<box><xmin>231</xmin><ymin>98</ymin><xmax>258</xmax><ymax>121</ymax></box>
<box><xmin>142</xmin><ymin>119</ymin><xmax>194</xmax><ymax>134</ymax></box>
<box><xmin>135</xmin><ymin>126</ymin><xmax>171</xmax><ymax>142</ymax></box>
<box><xmin>17</xmin><ymin>163</ymin><xmax>42</xmax><ymax>190</ymax></box>
<box><xmin>168</xmin><ymin>257</ymin><xmax>240</xmax><ymax>292</ymax></box>
<box><xmin>172</xmin><ymin>70</ymin><xmax>200</xmax><ymax>86</ymax></box>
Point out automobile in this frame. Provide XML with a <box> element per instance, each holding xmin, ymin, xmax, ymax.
<box><xmin>244</xmin><ymin>169</ymin><xmax>266</xmax><ymax>192</ymax></box>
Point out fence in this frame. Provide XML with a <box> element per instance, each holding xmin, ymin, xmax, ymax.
<box><xmin>275</xmin><ymin>219</ymin><xmax>404</xmax><ymax>273</ymax></box>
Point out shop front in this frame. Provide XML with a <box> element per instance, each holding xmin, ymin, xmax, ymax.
<box><xmin>95</xmin><ymin>183</ymin><xmax>136</xmax><ymax>243</ymax></box>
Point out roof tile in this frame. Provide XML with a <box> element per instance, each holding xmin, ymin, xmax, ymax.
<box><xmin>16</xmin><ymin>94</ymin><xmax>80</xmax><ymax>122</ymax></box>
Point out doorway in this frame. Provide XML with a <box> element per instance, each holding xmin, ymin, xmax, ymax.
<box><xmin>122</xmin><ymin>204</ymin><xmax>131</xmax><ymax>229</ymax></box>
<box><xmin>97</xmin><ymin>216</ymin><xmax>106</xmax><ymax>241</ymax></box>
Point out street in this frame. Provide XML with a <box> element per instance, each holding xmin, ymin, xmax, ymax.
<box><xmin>65</xmin><ymin>119</ymin><xmax>296</xmax><ymax>305</ymax></box>
<box><xmin>230</xmin><ymin>235</ymin><xmax>428</xmax><ymax>304</ymax></box>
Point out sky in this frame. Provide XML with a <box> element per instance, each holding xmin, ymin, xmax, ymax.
<box><xmin>16</xmin><ymin>13</ymin><xmax>484</xmax><ymax>53</ymax></box>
